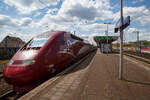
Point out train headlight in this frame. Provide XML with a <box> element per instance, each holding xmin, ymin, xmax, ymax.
<box><xmin>22</xmin><ymin>60</ymin><xmax>35</xmax><ymax>65</ymax></box>
<box><xmin>8</xmin><ymin>60</ymin><xmax>14</xmax><ymax>65</ymax></box>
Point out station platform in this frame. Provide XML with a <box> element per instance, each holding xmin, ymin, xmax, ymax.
<box><xmin>19</xmin><ymin>50</ymin><xmax>150</xmax><ymax>100</ymax></box>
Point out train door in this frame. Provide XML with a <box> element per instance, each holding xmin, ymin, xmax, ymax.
<box><xmin>44</xmin><ymin>35</ymin><xmax>62</xmax><ymax>73</ymax></box>
<box><xmin>49</xmin><ymin>33</ymin><xmax>71</xmax><ymax>72</ymax></box>
<box><xmin>64</xmin><ymin>33</ymin><xmax>75</xmax><ymax>64</ymax></box>
<box><xmin>58</xmin><ymin>34</ymin><xmax>69</xmax><ymax>68</ymax></box>
<box><xmin>52</xmin><ymin>35</ymin><xmax>66</xmax><ymax>71</ymax></box>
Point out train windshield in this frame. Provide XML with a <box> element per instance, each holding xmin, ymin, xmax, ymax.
<box><xmin>27</xmin><ymin>36</ymin><xmax>51</xmax><ymax>48</ymax></box>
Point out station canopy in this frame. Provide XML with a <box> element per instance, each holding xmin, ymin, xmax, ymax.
<box><xmin>94</xmin><ymin>36</ymin><xmax>118</xmax><ymax>44</ymax></box>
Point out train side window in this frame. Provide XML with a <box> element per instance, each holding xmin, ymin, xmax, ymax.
<box><xmin>70</xmin><ymin>34</ymin><xmax>83</xmax><ymax>41</ymax></box>
<box><xmin>61</xmin><ymin>40</ymin><xmax>65</xmax><ymax>45</ymax></box>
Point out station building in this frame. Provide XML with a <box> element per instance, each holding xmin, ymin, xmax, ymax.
<box><xmin>94</xmin><ymin>36</ymin><xmax>118</xmax><ymax>53</ymax></box>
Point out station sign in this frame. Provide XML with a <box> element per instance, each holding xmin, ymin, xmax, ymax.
<box><xmin>96</xmin><ymin>36</ymin><xmax>113</xmax><ymax>40</ymax></box>
<box><xmin>114</xmin><ymin>16</ymin><xmax>130</xmax><ymax>33</ymax></box>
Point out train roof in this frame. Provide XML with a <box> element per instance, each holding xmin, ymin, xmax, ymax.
<box><xmin>35</xmin><ymin>31</ymin><xmax>83</xmax><ymax>41</ymax></box>
<box><xmin>36</xmin><ymin>31</ymin><xmax>66</xmax><ymax>37</ymax></box>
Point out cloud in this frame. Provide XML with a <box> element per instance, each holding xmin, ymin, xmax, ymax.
<box><xmin>3</xmin><ymin>0</ymin><xmax>60</xmax><ymax>14</ymax></box>
<box><xmin>64</xmin><ymin>4</ymin><xmax>97</xmax><ymax>20</ymax></box>
<box><xmin>0</xmin><ymin>15</ymin><xmax>19</xmax><ymax>27</ymax></box>
<box><xmin>46</xmin><ymin>8</ymin><xmax>59</xmax><ymax>14</ymax></box>
<box><xmin>80</xmin><ymin>23</ymin><xmax>106</xmax><ymax>31</ymax></box>
<box><xmin>0</xmin><ymin>0</ymin><xmax>115</xmax><ymax>37</ymax></box>
<box><xmin>1</xmin><ymin>0</ymin><xmax>115</xmax><ymax>43</ymax></box>
<box><xmin>2</xmin><ymin>0</ymin><xmax>150</xmax><ymax>43</ymax></box>
<box><xmin>37</xmin><ymin>0</ymin><xmax>115</xmax><ymax>34</ymax></box>
<box><xmin>58</xmin><ymin>0</ymin><xmax>113</xmax><ymax>21</ymax></box>
<box><xmin>21</xmin><ymin>18</ymin><xmax>33</xmax><ymax>26</ymax></box>
<box><xmin>132</xmin><ymin>0</ymin><xmax>144</xmax><ymax>4</ymax></box>
<box><xmin>114</xmin><ymin>6</ymin><xmax>150</xmax><ymax>25</ymax></box>
<box><xmin>0</xmin><ymin>15</ymin><xmax>34</xmax><ymax>28</ymax></box>
<box><xmin>34</xmin><ymin>11</ymin><xmax>41</xmax><ymax>17</ymax></box>
<box><xmin>79</xmin><ymin>23</ymin><xmax>115</xmax><ymax>34</ymax></box>
<box><xmin>0</xmin><ymin>14</ymin><xmax>42</xmax><ymax>42</ymax></box>
<box><xmin>38</xmin><ymin>9</ymin><xmax>80</xmax><ymax>30</ymax></box>
<box><xmin>124</xmin><ymin>28</ymin><xmax>150</xmax><ymax>42</ymax></box>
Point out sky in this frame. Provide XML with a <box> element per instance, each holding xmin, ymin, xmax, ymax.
<box><xmin>0</xmin><ymin>0</ymin><xmax>150</xmax><ymax>44</ymax></box>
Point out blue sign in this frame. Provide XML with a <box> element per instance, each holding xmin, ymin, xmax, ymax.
<box><xmin>123</xmin><ymin>16</ymin><xmax>130</xmax><ymax>29</ymax></box>
<box><xmin>114</xmin><ymin>16</ymin><xmax>130</xmax><ymax>33</ymax></box>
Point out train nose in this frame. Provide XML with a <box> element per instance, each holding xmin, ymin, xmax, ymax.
<box><xmin>3</xmin><ymin>66</ymin><xmax>26</xmax><ymax>84</ymax></box>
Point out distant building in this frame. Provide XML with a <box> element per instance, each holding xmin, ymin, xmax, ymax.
<box><xmin>93</xmin><ymin>36</ymin><xmax>118</xmax><ymax>53</ymax></box>
<box><xmin>0</xmin><ymin>36</ymin><xmax>25</xmax><ymax>59</ymax></box>
<box><xmin>0</xmin><ymin>36</ymin><xmax>25</xmax><ymax>48</ymax></box>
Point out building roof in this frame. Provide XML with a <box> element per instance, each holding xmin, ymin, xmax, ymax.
<box><xmin>94</xmin><ymin>36</ymin><xmax>118</xmax><ymax>44</ymax></box>
<box><xmin>0</xmin><ymin>35</ymin><xmax>25</xmax><ymax>47</ymax></box>
<box><xmin>4</xmin><ymin>36</ymin><xmax>24</xmax><ymax>42</ymax></box>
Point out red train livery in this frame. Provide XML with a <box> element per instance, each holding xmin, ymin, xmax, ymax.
<box><xmin>3</xmin><ymin>31</ymin><xmax>96</xmax><ymax>92</ymax></box>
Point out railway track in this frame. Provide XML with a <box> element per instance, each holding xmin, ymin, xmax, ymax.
<box><xmin>113</xmin><ymin>50</ymin><xmax>150</xmax><ymax>64</ymax></box>
<box><xmin>0</xmin><ymin>70</ymin><xmax>23</xmax><ymax>100</ymax></box>
<box><xmin>0</xmin><ymin>73</ymin><xmax>3</xmax><ymax>79</ymax></box>
<box><xmin>124</xmin><ymin>51</ymin><xmax>150</xmax><ymax>59</ymax></box>
<box><xmin>0</xmin><ymin>90</ymin><xmax>15</xmax><ymax>100</ymax></box>
<box><xmin>0</xmin><ymin>60</ymin><xmax>18</xmax><ymax>100</ymax></box>
<box><xmin>0</xmin><ymin>90</ymin><xmax>24</xmax><ymax>100</ymax></box>
<box><xmin>124</xmin><ymin>51</ymin><xmax>150</xmax><ymax>64</ymax></box>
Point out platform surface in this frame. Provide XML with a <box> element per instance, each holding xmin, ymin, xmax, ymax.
<box><xmin>19</xmin><ymin>50</ymin><xmax>150</xmax><ymax>100</ymax></box>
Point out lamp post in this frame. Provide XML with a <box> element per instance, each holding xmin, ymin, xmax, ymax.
<box><xmin>104</xmin><ymin>22</ymin><xmax>111</xmax><ymax>54</ymax></box>
<box><xmin>104</xmin><ymin>22</ymin><xmax>111</xmax><ymax>36</ymax></box>
<box><xmin>133</xmin><ymin>30</ymin><xmax>140</xmax><ymax>53</ymax></box>
<box><xmin>74</xmin><ymin>31</ymin><xmax>76</xmax><ymax>35</ymax></box>
<box><xmin>73</xmin><ymin>21</ymin><xmax>87</xmax><ymax>36</ymax></box>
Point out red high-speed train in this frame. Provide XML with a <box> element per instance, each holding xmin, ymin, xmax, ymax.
<box><xmin>4</xmin><ymin>31</ymin><xmax>96</xmax><ymax>92</ymax></box>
